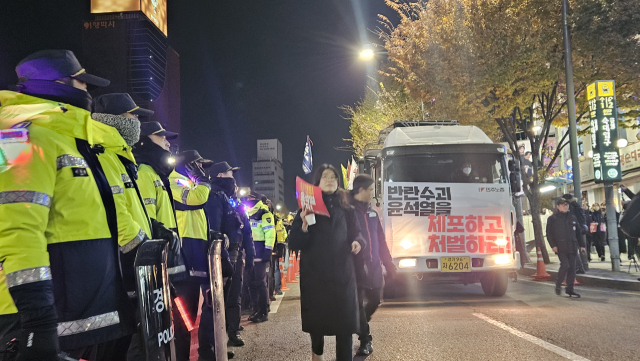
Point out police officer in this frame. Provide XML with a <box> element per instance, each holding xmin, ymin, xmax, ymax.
<box><xmin>170</xmin><ymin>150</ymin><xmax>212</xmax><ymax>361</ymax></box>
<box><xmin>227</xmin><ymin>187</ymin><xmax>255</xmax><ymax>347</ymax></box>
<box><xmin>274</xmin><ymin>213</ymin><xmax>288</xmax><ymax>296</ymax></box>
<box><xmin>0</xmin><ymin>50</ymin><xmax>136</xmax><ymax>360</ymax></box>
<box><xmin>245</xmin><ymin>192</ymin><xmax>276</xmax><ymax>323</ymax></box>
<box><xmin>130</xmin><ymin>120</ymin><xmax>185</xmax><ymax>278</ymax></box>
<box><xmin>199</xmin><ymin>161</ymin><xmax>241</xmax><ymax>358</ymax></box>
<box><xmin>547</xmin><ymin>198</ymin><xmax>586</xmax><ymax>298</ymax></box>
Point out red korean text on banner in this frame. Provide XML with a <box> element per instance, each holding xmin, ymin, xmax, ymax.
<box><xmin>296</xmin><ymin>176</ymin><xmax>330</xmax><ymax>217</ymax></box>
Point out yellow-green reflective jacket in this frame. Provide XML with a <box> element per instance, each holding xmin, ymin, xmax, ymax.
<box><xmin>276</xmin><ymin>219</ymin><xmax>287</xmax><ymax>244</ymax></box>
<box><xmin>93</xmin><ymin>120</ymin><xmax>151</xmax><ymax>253</ymax></box>
<box><xmin>0</xmin><ymin>91</ymin><xmax>135</xmax><ymax>345</ymax></box>
<box><xmin>138</xmin><ymin>164</ymin><xmax>177</xmax><ymax>230</ymax></box>
<box><xmin>247</xmin><ymin>201</ymin><xmax>276</xmax><ymax>248</ymax></box>
<box><xmin>169</xmin><ymin>171</ymin><xmax>210</xmax><ymax>241</ymax></box>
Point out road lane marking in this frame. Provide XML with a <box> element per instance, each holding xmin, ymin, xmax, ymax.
<box><xmin>473</xmin><ymin>313</ymin><xmax>591</xmax><ymax>361</ymax></box>
<box><xmin>269</xmin><ymin>292</ymin><xmax>285</xmax><ymax>314</ymax></box>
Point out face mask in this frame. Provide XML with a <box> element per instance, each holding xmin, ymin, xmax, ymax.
<box><xmin>593</xmin><ymin>206</ymin><xmax>600</xmax><ymax>211</ymax></box>
<box><xmin>463</xmin><ymin>167</ymin><xmax>472</xmax><ymax>175</ymax></box>
<box><xmin>92</xmin><ymin>113</ymin><xmax>141</xmax><ymax>146</ymax></box>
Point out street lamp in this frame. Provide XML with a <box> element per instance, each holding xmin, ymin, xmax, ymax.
<box><xmin>617</xmin><ymin>138</ymin><xmax>629</xmax><ymax>148</ymax></box>
<box><xmin>359</xmin><ymin>48</ymin><xmax>375</xmax><ymax>61</ymax></box>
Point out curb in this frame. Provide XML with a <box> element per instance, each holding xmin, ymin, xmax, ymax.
<box><xmin>518</xmin><ymin>265</ymin><xmax>640</xmax><ymax>292</ymax></box>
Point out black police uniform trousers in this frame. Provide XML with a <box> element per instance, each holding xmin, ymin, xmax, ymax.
<box><xmin>248</xmin><ymin>260</ymin><xmax>269</xmax><ymax>315</ymax></box>
<box><xmin>357</xmin><ymin>287</ymin><xmax>382</xmax><ymax>343</ymax></box>
<box><xmin>226</xmin><ymin>250</ymin><xmax>245</xmax><ymax>337</ymax></box>
<box><xmin>557</xmin><ymin>252</ymin><xmax>577</xmax><ymax>292</ymax></box>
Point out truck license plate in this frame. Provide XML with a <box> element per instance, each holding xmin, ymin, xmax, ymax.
<box><xmin>441</xmin><ymin>256</ymin><xmax>471</xmax><ymax>272</ymax></box>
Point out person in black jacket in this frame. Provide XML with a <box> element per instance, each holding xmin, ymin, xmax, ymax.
<box><xmin>199</xmin><ymin>161</ymin><xmax>238</xmax><ymax>359</ymax></box>
<box><xmin>349</xmin><ymin>175</ymin><xmax>396</xmax><ymax>356</ymax></box>
<box><xmin>546</xmin><ymin>198</ymin><xmax>586</xmax><ymax>298</ymax></box>
<box><xmin>589</xmin><ymin>204</ymin><xmax>607</xmax><ymax>261</ymax></box>
<box><xmin>226</xmin><ymin>187</ymin><xmax>255</xmax><ymax>347</ymax></box>
<box><xmin>561</xmin><ymin>194</ymin><xmax>587</xmax><ymax>273</ymax></box>
<box><xmin>288</xmin><ymin>164</ymin><xmax>365</xmax><ymax>361</ymax></box>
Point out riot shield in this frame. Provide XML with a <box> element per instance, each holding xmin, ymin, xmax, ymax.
<box><xmin>207</xmin><ymin>239</ymin><xmax>228</xmax><ymax>361</ymax></box>
<box><xmin>135</xmin><ymin>240</ymin><xmax>176</xmax><ymax>361</ymax></box>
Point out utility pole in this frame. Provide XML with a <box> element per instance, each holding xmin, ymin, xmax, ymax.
<box><xmin>562</xmin><ymin>0</ymin><xmax>581</xmax><ymax>200</ymax></box>
<box><xmin>605</xmin><ymin>183</ymin><xmax>621</xmax><ymax>271</ymax></box>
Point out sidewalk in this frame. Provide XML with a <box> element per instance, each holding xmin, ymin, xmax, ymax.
<box><xmin>520</xmin><ymin>244</ymin><xmax>640</xmax><ymax>291</ymax></box>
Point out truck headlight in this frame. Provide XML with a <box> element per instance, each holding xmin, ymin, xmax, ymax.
<box><xmin>398</xmin><ymin>258</ymin><xmax>417</xmax><ymax>269</ymax></box>
<box><xmin>494</xmin><ymin>254</ymin><xmax>511</xmax><ymax>265</ymax></box>
<box><xmin>400</xmin><ymin>239</ymin><xmax>414</xmax><ymax>250</ymax></box>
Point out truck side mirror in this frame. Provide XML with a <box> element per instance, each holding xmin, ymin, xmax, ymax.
<box><xmin>510</xmin><ymin>173</ymin><xmax>522</xmax><ymax>193</ymax></box>
<box><xmin>508</xmin><ymin>159</ymin><xmax>519</xmax><ymax>173</ymax></box>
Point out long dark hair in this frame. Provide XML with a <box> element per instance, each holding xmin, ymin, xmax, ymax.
<box><xmin>312</xmin><ymin>164</ymin><xmax>350</xmax><ymax>209</ymax></box>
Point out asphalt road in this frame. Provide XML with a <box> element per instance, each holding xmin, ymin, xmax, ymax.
<box><xmin>227</xmin><ymin>279</ymin><xmax>640</xmax><ymax>361</ymax></box>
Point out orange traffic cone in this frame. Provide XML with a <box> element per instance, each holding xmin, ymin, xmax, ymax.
<box><xmin>287</xmin><ymin>253</ymin><xmax>298</xmax><ymax>283</ymax></box>
<box><xmin>532</xmin><ymin>247</ymin><xmax>552</xmax><ymax>281</ymax></box>
<box><xmin>280</xmin><ymin>257</ymin><xmax>290</xmax><ymax>291</ymax></box>
<box><xmin>295</xmin><ymin>252</ymin><xmax>300</xmax><ymax>275</ymax></box>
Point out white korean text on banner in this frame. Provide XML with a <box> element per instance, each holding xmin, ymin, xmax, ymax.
<box><xmin>383</xmin><ymin>182</ymin><xmax>513</xmax><ymax>258</ymax></box>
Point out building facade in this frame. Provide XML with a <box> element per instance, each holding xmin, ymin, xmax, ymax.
<box><xmin>252</xmin><ymin>139</ymin><xmax>285</xmax><ymax>206</ymax></box>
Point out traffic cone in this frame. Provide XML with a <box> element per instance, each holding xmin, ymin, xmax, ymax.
<box><xmin>287</xmin><ymin>253</ymin><xmax>298</xmax><ymax>283</ymax></box>
<box><xmin>280</xmin><ymin>257</ymin><xmax>290</xmax><ymax>291</ymax></box>
<box><xmin>532</xmin><ymin>247</ymin><xmax>552</xmax><ymax>281</ymax></box>
<box><xmin>295</xmin><ymin>252</ymin><xmax>300</xmax><ymax>275</ymax></box>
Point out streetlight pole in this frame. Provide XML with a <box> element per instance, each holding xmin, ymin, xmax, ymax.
<box><xmin>562</xmin><ymin>0</ymin><xmax>581</xmax><ymax>200</ymax></box>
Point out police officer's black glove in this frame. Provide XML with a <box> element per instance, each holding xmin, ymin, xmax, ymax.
<box><xmin>245</xmin><ymin>254</ymin><xmax>255</xmax><ymax>272</ymax></box>
<box><xmin>185</xmin><ymin>162</ymin><xmax>208</xmax><ymax>185</ymax></box>
<box><xmin>16</xmin><ymin>306</ymin><xmax>59</xmax><ymax>361</ymax></box>
<box><xmin>151</xmin><ymin>219</ymin><xmax>182</xmax><ymax>268</ymax></box>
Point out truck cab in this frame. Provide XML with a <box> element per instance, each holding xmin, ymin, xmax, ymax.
<box><xmin>365</xmin><ymin>121</ymin><xmax>520</xmax><ymax>297</ymax></box>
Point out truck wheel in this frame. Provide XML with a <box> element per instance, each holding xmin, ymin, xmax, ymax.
<box><xmin>481</xmin><ymin>272</ymin><xmax>508</xmax><ymax>297</ymax></box>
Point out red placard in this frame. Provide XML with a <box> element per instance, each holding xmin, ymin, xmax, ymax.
<box><xmin>296</xmin><ymin>176</ymin><xmax>330</xmax><ymax>217</ymax></box>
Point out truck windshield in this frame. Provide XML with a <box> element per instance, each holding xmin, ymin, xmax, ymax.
<box><xmin>384</xmin><ymin>153</ymin><xmax>507</xmax><ymax>184</ymax></box>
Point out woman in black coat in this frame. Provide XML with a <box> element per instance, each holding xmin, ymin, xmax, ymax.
<box><xmin>288</xmin><ymin>164</ymin><xmax>365</xmax><ymax>361</ymax></box>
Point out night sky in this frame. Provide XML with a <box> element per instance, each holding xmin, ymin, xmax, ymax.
<box><xmin>0</xmin><ymin>1</ymin><xmax>396</xmax><ymax>209</ymax></box>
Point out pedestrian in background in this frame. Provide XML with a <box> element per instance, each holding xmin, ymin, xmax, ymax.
<box><xmin>349</xmin><ymin>175</ymin><xmax>396</xmax><ymax>356</ymax></box>
<box><xmin>547</xmin><ymin>198</ymin><xmax>586</xmax><ymax>298</ymax></box>
<box><xmin>288</xmin><ymin>164</ymin><xmax>365</xmax><ymax>361</ymax></box>
<box><xmin>561</xmin><ymin>194</ymin><xmax>588</xmax><ymax>273</ymax></box>
<box><xmin>589</xmin><ymin>203</ymin><xmax>607</xmax><ymax>261</ymax></box>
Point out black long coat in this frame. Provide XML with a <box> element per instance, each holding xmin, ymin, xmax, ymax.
<box><xmin>589</xmin><ymin>210</ymin><xmax>607</xmax><ymax>246</ymax></box>
<box><xmin>288</xmin><ymin>191</ymin><xmax>364</xmax><ymax>336</ymax></box>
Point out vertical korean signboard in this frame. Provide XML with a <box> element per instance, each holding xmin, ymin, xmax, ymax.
<box><xmin>587</xmin><ymin>80</ymin><xmax>622</xmax><ymax>183</ymax></box>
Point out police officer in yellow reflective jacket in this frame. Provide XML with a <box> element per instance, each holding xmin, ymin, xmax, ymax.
<box><xmin>274</xmin><ymin>216</ymin><xmax>288</xmax><ymax>294</ymax></box>
<box><xmin>245</xmin><ymin>192</ymin><xmax>276</xmax><ymax>323</ymax></box>
<box><xmin>169</xmin><ymin>150</ymin><xmax>212</xmax><ymax>361</ymax></box>
<box><xmin>0</xmin><ymin>50</ymin><xmax>136</xmax><ymax>360</ymax></box>
<box><xmin>132</xmin><ymin>121</ymin><xmax>185</xmax><ymax>278</ymax></box>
